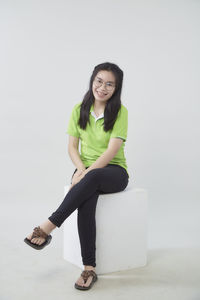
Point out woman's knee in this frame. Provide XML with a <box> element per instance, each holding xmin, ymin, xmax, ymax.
<box><xmin>83</xmin><ymin>168</ymin><xmax>106</xmax><ymax>188</ymax></box>
<box><xmin>84</xmin><ymin>168</ymin><xmax>102</xmax><ymax>180</ymax></box>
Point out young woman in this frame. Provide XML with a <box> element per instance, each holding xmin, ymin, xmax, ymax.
<box><xmin>24</xmin><ymin>62</ymin><xmax>129</xmax><ymax>290</ymax></box>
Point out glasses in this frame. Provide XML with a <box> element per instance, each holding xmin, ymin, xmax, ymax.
<box><xmin>93</xmin><ymin>77</ymin><xmax>115</xmax><ymax>91</ymax></box>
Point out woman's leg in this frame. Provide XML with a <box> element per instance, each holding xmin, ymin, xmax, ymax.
<box><xmin>26</xmin><ymin>166</ymin><xmax>102</xmax><ymax>244</ymax></box>
<box><xmin>26</xmin><ymin>164</ymin><xmax>128</xmax><ymax>286</ymax></box>
<box><xmin>75</xmin><ymin>164</ymin><xmax>129</xmax><ymax>287</ymax></box>
<box><xmin>48</xmin><ymin>164</ymin><xmax>128</xmax><ymax>227</ymax></box>
<box><xmin>77</xmin><ymin>192</ymin><xmax>99</xmax><ymax>268</ymax></box>
<box><xmin>27</xmin><ymin>164</ymin><xmax>128</xmax><ymax>248</ymax></box>
<box><xmin>75</xmin><ymin>194</ymin><xmax>98</xmax><ymax>288</ymax></box>
<box><xmin>77</xmin><ymin>164</ymin><xmax>129</xmax><ymax>266</ymax></box>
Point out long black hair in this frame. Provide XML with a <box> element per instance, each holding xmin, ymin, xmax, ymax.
<box><xmin>78</xmin><ymin>62</ymin><xmax>124</xmax><ymax>132</ymax></box>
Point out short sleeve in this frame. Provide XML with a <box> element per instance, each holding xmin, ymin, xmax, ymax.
<box><xmin>110</xmin><ymin>105</ymin><xmax>128</xmax><ymax>142</ymax></box>
<box><xmin>66</xmin><ymin>103</ymin><xmax>81</xmax><ymax>138</ymax></box>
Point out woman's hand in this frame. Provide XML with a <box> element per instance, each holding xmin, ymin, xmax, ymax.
<box><xmin>69</xmin><ymin>169</ymin><xmax>86</xmax><ymax>191</ymax></box>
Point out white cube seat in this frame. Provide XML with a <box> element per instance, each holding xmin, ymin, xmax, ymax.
<box><xmin>63</xmin><ymin>183</ymin><xmax>148</xmax><ymax>275</ymax></box>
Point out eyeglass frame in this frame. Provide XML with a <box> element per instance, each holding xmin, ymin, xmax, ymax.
<box><xmin>93</xmin><ymin>77</ymin><xmax>116</xmax><ymax>91</ymax></box>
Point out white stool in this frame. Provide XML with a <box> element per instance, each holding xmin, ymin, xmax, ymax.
<box><xmin>63</xmin><ymin>183</ymin><xmax>148</xmax><ymax>275</ymax></box>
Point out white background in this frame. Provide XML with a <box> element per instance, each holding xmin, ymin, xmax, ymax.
<box><xmin>0</xmin><ymin>0</ymin><xmax>200</xmax><ymax>249</ymax></box>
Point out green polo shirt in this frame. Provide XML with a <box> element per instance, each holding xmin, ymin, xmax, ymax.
<box><xmin>66</xmin><ymin>102</ymin><xmax>129</xmax><ymax>177</ymax></box>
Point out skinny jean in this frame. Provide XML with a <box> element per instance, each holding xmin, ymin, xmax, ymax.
<box><xmin>48</xmin><ymin>164</ymin><xmax>129</xmax><ymax>267</ymax></box>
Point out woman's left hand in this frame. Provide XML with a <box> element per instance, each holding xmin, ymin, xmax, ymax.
<box><xmin>69</xmin><ymin>171</ymin><xmax>86</xmax><ymax>191</ymax></box>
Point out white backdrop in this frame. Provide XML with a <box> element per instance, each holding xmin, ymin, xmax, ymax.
<box><xmin>0</xmin><ymin>0</ymin><xmax>199</xmax><ymax>249</ymax></box>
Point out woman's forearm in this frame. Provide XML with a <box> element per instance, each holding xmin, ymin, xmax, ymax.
<box><xmin>68</xmin><ymin>146</ymin><xmax>86</xmax><ymax>171</ymax></box>
<box><xmin>84</xmin><ymin>148</ymin><xmax>116</xmax><ymax>175</ymax></box>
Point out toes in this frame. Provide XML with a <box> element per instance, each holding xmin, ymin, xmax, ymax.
<box><xmin>76</xmin><ymin>277</ymin><xmax>85</xmax><ymax>287</ymax></box>
<box><xmin>35</xmin><ymin>239</ymin><xmax>42</xmax><ymax>245</ymax></box>
<box><xmin>79</xmin><ymin>278</ymin><xmax>84</xmax><ymax>286</ymax></box>
<box><xmin>83</xmin><ymin>277</ymin><xmax>92</xmax><ymax>287</ymax></box>
<box><xmin>38</xmin><ymin>238</ymin><xmax>45</xmax><ymax>245</ymax></box>
<box><xmin>26</xmin><ymin>232</ymin><xmax>45</xmax><ymax>245</ymax></box>
<box><xmin>27</xmin><ymin>234</ymin><xmax>33</xmax><ymax>240</ymax></box>
<box><xmin>76</xmin><ymin>275</ymin><xmax>93</xmax><ymax>287</ymax></box>
<box><xmin>30</xmin><ymin>237</ymin><xmax>45</xmax><ymax>245</ymax></box>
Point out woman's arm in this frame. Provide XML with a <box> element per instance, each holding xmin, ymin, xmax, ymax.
<box><xmin>68</xmin><ymin>137</ymin><xmax>123</xmax><ymax>189</ymax></box>
<box><xmin>68</xmin><ymin>136</ymin><xmax>86</xmax><ymax>172</ymax></box>
<box><xmin>84</xmin><ymin>137</ymin><xmax>123</xmax><ymax>175</ymax></box>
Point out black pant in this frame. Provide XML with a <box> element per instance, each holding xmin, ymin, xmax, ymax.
<box><xmin>48</xmin><ymin>164</ymin><xmax>129</xmax><ymax>267</ymax></box>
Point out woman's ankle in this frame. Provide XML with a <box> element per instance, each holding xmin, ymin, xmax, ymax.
<box><xmin>40</xmin><ymin>220</ymin><xmax>56</xmax><ymax>235</ymax></box>
<box><xmin>84</xmin><ymin>265</ymin><xmax>95</xmax><ymax>271</ymax></box>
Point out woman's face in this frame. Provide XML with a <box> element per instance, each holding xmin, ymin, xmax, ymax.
<box><xmin>92</xmin><ymin>70</ymin><xmax>116</xmax><ymax>104</ymax></box>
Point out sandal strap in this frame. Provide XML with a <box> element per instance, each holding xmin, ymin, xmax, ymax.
<box><xmin>81</xmin><ymin>270</ymin><xmax>96</xmax><ymax>283</ymax></box>
<box><xmin>31</xmin><ymin>226</ymin><xmax>48</xmax><ymax>239</ymax></box>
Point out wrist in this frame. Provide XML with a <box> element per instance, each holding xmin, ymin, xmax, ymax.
<box><xmin>83</xmin><ymin>168</ymin><xmax>90</xmax><ymax>175</ymax></box>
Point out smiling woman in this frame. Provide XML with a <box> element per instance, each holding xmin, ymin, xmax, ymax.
<box><xmin>93</xmin><ymin>76</ymin><xmax>116</xmax><ymax>93</ymax></box>
<box><xmin>67</xmin><ymin>101</ymin><xmax>128</xmax><ymax>175</ymax></box>
<box><xmin>92</xmin><ymin>70</ymin><xmax>116</xmax><ymax>103</ymax></box>
<box><xmin>24</xmin><ymin>62</ymin><xmax>129</xmax><ymax>291</ymax></box>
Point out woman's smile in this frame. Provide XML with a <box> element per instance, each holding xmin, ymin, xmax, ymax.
<box><xmin>97</xmin><ymin>91</ymin><xmax>107</xmax><ymax>97</ymax></box>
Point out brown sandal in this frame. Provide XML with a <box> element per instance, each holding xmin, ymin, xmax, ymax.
<box><xmin>24</xmin><ymin>226</ymin><xmax>52</xmax><ymax>250</ymax></box>
<box><xmin>74</xmin><ymin>270</ymin><xmax>98</xmax><ymax>290</ymax></box>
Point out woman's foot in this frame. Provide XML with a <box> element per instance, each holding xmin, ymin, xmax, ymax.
<box><xmin>26</xmin><ymin>220</ymin><xmax>56</xmax><ymax>245</ymax></box>
<box><xmin>75</xmin><ymin>266</ymin><xmax>95</xmax><ymax>288</ymax></box>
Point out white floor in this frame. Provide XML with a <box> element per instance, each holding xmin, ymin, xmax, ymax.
<box><xmin>1</xmin><ymin>198</ymin><xmax>200</xmax><ymax>300</ymax></box>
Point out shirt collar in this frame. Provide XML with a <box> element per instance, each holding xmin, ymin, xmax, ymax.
<box><xmin>90</xmin><ymin>103</ymin><xmax>104</xmax><ymax>122</ymax></box>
